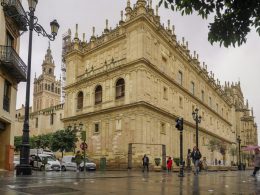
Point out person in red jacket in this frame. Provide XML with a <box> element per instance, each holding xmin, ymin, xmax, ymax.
<box><xmin>167</xmin><ymin>157</ymin><xmax>173</xmax><ymax>172</ymax></box>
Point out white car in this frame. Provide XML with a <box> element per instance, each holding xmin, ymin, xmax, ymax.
<box><xmin>31</xmin><ymin>154</ymin><xmax>61</xmax><ymax>171</ymax></box>
<box><xmin>61</xmin><ymin>155</ymin><xmax>96</xmax><ymax>171</ymax></box>
<box><xmin>13</xmin><ymin>155</ymin><xmax>20</xmax><ymax>169</ymax></box>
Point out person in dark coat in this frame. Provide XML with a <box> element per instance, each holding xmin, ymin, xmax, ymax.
<box><xmin>252</xmin><ymin>148</ymin><xmax>260</xmax><ymax>177</ymax></box>
<box><xmin>191</xmin><ymin>146</ymin><xmax>202</xmax><ymax>175</ymax></box>
<box><xmin>142</xmin><ymin>154</ymin><xmax>149</xmax><ymax>172</ymax></box>
<box><xmin>75</xmin><ymin>151</ymin><xmax>82</xmax><ymax>172</ymax></box>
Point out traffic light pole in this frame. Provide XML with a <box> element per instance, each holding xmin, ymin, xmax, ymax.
<box><xmin>83</xmin><ymin>140</ymin><xmax>86</xmax><ymax>172</ymax></box>
<box><xmin>176</xmin><ymin>117</ymin><xmax>184</xmax><ymax>177</ymax></box>
<box><xmin>178</xmin><ymin>128</ymin><xmax>184</xmax><ymax>177</ymax></box>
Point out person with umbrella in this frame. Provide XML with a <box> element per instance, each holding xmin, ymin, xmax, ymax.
<box><xmin>252</xmin><ymin>148</ymin><xmax>260</xmax><ymax>177</ymax></box>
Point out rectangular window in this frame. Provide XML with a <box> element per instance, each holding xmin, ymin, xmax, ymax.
<box><xmin>179</xmin><ymin>97</ymin><xmax>183</xmax><ymax>108</ymax></box>
<box><xmin>50</xmin><ymin>114</ymin><xmax>54</xmax><ymax>125</ymax></box>
<box><xmin>94</xmin><ymin>123</ymin><xmax>100</xmax><ymax>133</ymax></box>
<box><xmin>163</xmin><ymin>87</ymin><xmax>168</xmax><ymax>99</ymax></box>
<box><xmin>177</xmin><ymin>71</ymin><xmax>183</xmax><ymax>85</ymax></box>
<box><xmin>35</xmin><ymin>118</ymin><xmax>38</xmax><ymax>128</ymax></box>
<box><xmin>6</xmin><ymin>31</ymin><xmax>14</xmax><ymax>48</ymax></box>
<box><xmin>209</xmin><ymin>97</ymin><xmax>212</xmax><ymax>107</ymax></box>
<box><xmin>3</xmin><ymin>80</ymin><xmax>11</xmax><ymax>112</ymax></box>
<box><xmin>160</xmin><ymin>122</ymin><xmax>166</xmax><ymax>134</ymax></box>
<box><xmin>190</xmin><ymin>81</ymin><xmax>195</xmax><ymax>95</ymax></box>
<box><xmin>216</xmin><ymin>103</ymin><xmax>219</xmax><ymax>112</ymax></box>
<box><xmin>201</xmin><ymin>90</ymin><xmax>204</xmax><ymax>102</ymax></box>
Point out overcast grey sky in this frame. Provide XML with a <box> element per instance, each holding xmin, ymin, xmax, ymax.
<box><xmin>17</xmin><ymin>0</ymin><xmax>260</xmax><ymax>142</ymax></box>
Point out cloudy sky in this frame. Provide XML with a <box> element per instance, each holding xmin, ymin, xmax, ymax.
<box><xmin>17</xmin><ymin>0</ymin><xmax>260</xmax><ymax>141</ymax></box>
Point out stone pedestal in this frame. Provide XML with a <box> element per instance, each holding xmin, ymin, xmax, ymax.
<box><xmin>153</xmin><ymin>165</ymin><xmax>161</xmax><ymax>172</ymax></box>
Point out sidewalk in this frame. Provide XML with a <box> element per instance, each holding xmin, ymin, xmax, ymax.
<box><xmin>0</xmin><ymin>170</ymin><xmax>259</xmax><ymax>194</ymax></box>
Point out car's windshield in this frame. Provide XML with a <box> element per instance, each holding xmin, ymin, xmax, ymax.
<box><xmin>14</xmin><ymin>156</ymin><xmax>19</xmax><ymax>161</ymax></box>
<box><xmin>40</xmin><ymin>155</ymin><xmax>56</xmax><ymax>162</ymax></box>
<box><xmin>46</xmin><ymin>156</ymin><xmax>57</xmax><ymax>161</ymax></box>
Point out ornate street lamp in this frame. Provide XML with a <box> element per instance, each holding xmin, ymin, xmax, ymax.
<box><xmin>237</xmin><ymin>136</ymin><xmax>241</xmax><ymax>170</ymax></box>
<box><xmin>1</xmin><ymin>0</ymin><xmax>59</xmax><ymax>175</ymax></box>
<box><xmin>192</xmin><ymin>108</ymin><xmax>202</xmax><ymax>148</ymax></box>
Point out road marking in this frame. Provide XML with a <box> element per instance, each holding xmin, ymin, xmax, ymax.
<box><xmin>7</xmin><ymin>185</ymin><xmax>15</xmax><ymax>189</ymax></box>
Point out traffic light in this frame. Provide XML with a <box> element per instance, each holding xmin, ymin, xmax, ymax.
<box><xmin>175</xmin><ymin>118</ymin><xmax>183</xmax><ymax>131</ymax></box>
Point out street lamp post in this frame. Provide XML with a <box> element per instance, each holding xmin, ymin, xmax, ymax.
<box><xmin>192</xmin><ymin>108</ymin><xmax>202</xmax><ymax>148</ymax></box>
<box><xmin>3</xmin><ymin>0</ymin><xmax>60</xmax><ymax>175</ymax></box>
<box><xmin>237</xmin><ymin>136</ymin><xmax>241</xmax><ymax>170</ymax></box>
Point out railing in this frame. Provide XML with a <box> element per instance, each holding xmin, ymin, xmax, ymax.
<box><xmin>3</xmin><ymin>96</ymin><xmax>10</xmax><ymax>112</ymax></box>
<box><xmin>1</xmin><ymin>0</ymin><xmax>27</xmax><ymax>31</ymax></box>
<box><xmin>0</xmin><ymin>45</ymin><xmax>27</xmax><ymax>79</ymax></box>
<box><xmin>1</xmin><ymin>0</ymin><xmax>26</xmax><ymax>15</ymax></box>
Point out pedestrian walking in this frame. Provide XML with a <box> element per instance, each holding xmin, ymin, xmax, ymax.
<box><xmin>191</xmin><ymin>146</ymin><xmax>202</xmax><ymax>175</ymax></box>
<box><xmin>75</xmin><ymin>150</ymin><xmax>82</xmax><ymax>172</ymax></box>
<box><xmin>142</xmin><ymin>154</ymin><xmax>149</xmax><ymax>172</ymax></box>
<box><xmin>167</xmin><ymin>157</ymin><xmax>173</xmax><ymax>172</ymax></box>
<box><xmin>252</xmin><ymin>148</ymin><xmax>260</xmax><ymax>177</ymax></box>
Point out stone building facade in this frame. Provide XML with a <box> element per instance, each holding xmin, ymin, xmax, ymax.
<box><xmin>62</xmin><ymin>0</ymin><xmax>258</xmax><ymax>168</ymax></box>
<box><xmin>0</xmin><ymin>0</ymin><xmax>27</xmax><ymax>170</ymax></box>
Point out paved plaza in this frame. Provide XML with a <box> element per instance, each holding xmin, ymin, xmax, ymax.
<box><xmin>0</xmin><ymin>170</ymin><xmax>259</xmax><ymax>195</ymax></box>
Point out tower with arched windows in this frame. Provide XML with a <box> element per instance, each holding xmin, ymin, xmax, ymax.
<box><xmin>33</xmin><ymin>44</ymin><xmax>61</xmax><ymax>112</ymax></box>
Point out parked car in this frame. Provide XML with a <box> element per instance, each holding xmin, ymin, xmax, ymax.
<box><xmin>13</xmin><ymin>155</ymin><xmax>20</xmax><ymax>169</ymax></box>
<box><xmin>30</xmin><ymin>154</ymin><xmax>61</xmax><ymax>171</ymax></box>
<box><xmin>61</xmin><ymin>155</ymin><xmax>96</xmax><ymax>171</ymax></box>
<box><xmin>30</xmin><ymin>148</ymin><xmax>54</xmax><ymax>156</ymax></box>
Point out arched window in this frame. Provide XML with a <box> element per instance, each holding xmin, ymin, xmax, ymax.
<box><xmin>48</xmin><ymin>84</ymin><xmax>50</xmax><ymax>91</ymax></box>
<box><xmin>45</xmin><ymin>83</ymin><xmax>47</xmax><ymax>90</ymax></box>
<box><xmin>115</xmin><ymin>78</ymin><xmax>125</xmax><ymax>99</ymax></box>
<box><xmin>77</xmin><ymin>91</ymin><xmax>84</xmax><ymax>109</ymax></box>
<box><xmin>49</xmin><ymin>68</ymin><xmax>52</xmax><ymax>74</ymax></box>
<box><xmin>95</xmin><ymin>85</ymin><xmax>102</xmax><ymax>104</ymax></box>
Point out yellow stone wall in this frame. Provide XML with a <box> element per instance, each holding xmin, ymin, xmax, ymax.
<box><xmin>0</xmin><ymin>1</ymin><xmax>22</xmax><ymax>170</ymax></box>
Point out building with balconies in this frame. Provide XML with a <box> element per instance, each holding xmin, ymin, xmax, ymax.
<box><xmin>0</xmin><ymin>0</ymin><xmax>27</xmax><ymax>171</ymax></box>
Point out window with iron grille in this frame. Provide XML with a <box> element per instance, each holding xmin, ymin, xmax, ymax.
<box><xmin>50</xmin><ymin>113</ymin><xmax>54</xmax><ymax>125</ymax></box>
<box><xmin>115</xmin><ymin>78</ymin><xmax>125</xmax><ymax>99</ymax></box>
<box><xmin>3</xmin><ymin>80</ymin><xmax>11</xmax><ymax>112</ymax></box>
<box><xmin>95</xmin><ymin>85</ymin><xmax>102</xmax><ymax>104</ymax></box>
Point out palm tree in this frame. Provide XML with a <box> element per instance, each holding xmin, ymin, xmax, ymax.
<box><xmin>208</xmin><ymin>139</ymin><xmax>220</xmax><ymax>165</ymax></box>
<box><xmin>219</xmin><ymin>143</ymin><xmax>227</xmax><ymax>165</ymax></box>
<box><xmin>229</xmin><ymin>147</ymin><xmax>237</xmax><ymax>165</ymax></box>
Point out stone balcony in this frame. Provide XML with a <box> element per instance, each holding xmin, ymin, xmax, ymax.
<box><xmin>0</xmin><ymin>45</ymin><xmax>27</xmax><ymax>82</ymax></box>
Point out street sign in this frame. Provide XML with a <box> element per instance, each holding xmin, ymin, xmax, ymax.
<box><xmin>80</xmin><ymin>142</ymin><xmax>88</xmax><ymax>150</ymax></box>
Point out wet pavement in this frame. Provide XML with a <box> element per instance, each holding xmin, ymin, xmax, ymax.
<box><xmin>0</xmin><ymin>170</ymin><xmax>259</xmax><ymax>194</ymax></box>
